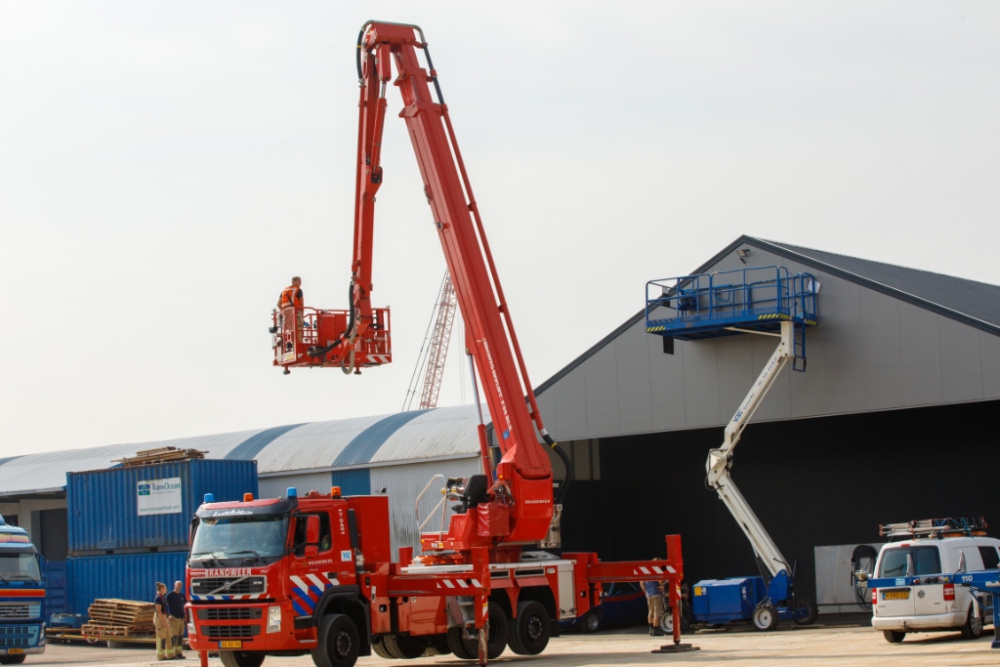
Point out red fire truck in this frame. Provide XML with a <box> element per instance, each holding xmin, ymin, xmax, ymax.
<box><xmin>190</xmin><ymin>21</ymin><xmax>686</xmax><ymax>667</ymax></box>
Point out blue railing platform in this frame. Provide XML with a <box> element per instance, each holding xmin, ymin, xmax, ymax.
<box><xmin>645</xmin><ymin>266</ymin><xmax>818</xmax><ymax>342</ymax></box>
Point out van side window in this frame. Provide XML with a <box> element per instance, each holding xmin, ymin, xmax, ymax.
<box><xmin>293</xmin><ymin>512</ymin><xmax>332</xmax><ymax>557</ymax></box>
<box><xmin>979</xmin><ymin>546</ymin><xmax>1000</xmax><ymax>570</ymax></box>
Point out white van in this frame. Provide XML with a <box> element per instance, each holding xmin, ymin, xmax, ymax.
<box><xmin>871</xmin><ymin>535</ymin><xmax>1000</xmax><ymax>642</ymax></box>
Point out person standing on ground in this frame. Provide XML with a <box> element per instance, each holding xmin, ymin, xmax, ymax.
<box><xmin>277</xmin><ymin>277</ymin><xmax>305</xmax><ymax>344</ymax></box>
<box><xmin>153</xmin><ymin>582</ymin><xmax>170</xmax><ymax>661</ymax></box>
<box><xmin>643</xmin><ymin>559</ymin><xmax>666</xmax><ymax>637</ymax></box>
<box><xmin>165</xmin><ymin>580</ymin><xmax>187</xmax><ymax>659</ymax></box>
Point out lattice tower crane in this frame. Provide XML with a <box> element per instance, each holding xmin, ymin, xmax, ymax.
<box><xmin>402</xmin><ymin>271</ymin><xmax>458</xmax><ymax>410</ymax></box>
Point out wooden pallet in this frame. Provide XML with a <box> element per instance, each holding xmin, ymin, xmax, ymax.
<box><xmin>86</xmin><ymin>598</ymin><xmax>157</xmax><ymax>637</ymax></box>
<box><xmin>82</xmin><ymin>623</ymin><xmax>154</xmax><ymax>637</ymax></box>
<box><xmin>112</xmin><ymin>446</ymin><xmax>206</xmax><ymax>467</ymax></box>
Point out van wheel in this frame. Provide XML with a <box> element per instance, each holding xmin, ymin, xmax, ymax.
<box><xmin>752</xmin><ymin>604</ymin><xmax>779</xmax><ymax>631</ymax></box>
<box><xmin>311</xmin><ymin>613</ymin><xmax>360</xmax><ymax>667</ymax></box>
<box><xmin>961</xmin><ymin>606</ymin><xmax>985</xmax><ymax>639</ymax></box>
<box><xmin>883</xmin><ymin>630</ymin><xmax>905</xmax><ymax>643</ymax></box>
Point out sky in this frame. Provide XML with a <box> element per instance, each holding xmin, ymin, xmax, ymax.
<box><xmin>1</xmin><ymin>1</ymin><xmax>998</xmax><ymax>456</ymax></box>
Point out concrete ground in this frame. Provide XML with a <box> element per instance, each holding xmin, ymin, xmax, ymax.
<box><xmin>39</xmin><ymin>621</ymin><xmax>1000</xmax><ymax>667</ymax></box>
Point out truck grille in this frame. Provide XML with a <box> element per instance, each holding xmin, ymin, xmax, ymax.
<box><xmin>0</xmin><ymin>603</ymin><xmax>38</xmax><ymax>619</ymax></box>
<box><xmin>0</xmin><ymin>637</ymin><xmax>29</xmax><ymax>647</ymax></box>
<box><xmin>0</xmin><ymin>627</ymin><xmax>30</xmax><ymax>636</ymax></box>
<box><xmin>191</xmin><ymin>576</ymin><xmax>266</xmax><ymax>596</ymax></box>
<box><xmin>204</xmin><ymin>625</ymin><xmax>260</xmax><ymax>639</ymax></box>
<box><xmin>199</xmin><ymin>607</ymin><xmax>262</xmax><ymax>621</ymax></box>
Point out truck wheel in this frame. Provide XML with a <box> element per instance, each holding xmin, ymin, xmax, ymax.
<box><xmin>883</xmin><ymin>630</ymin><xmax>905</xmax><ymax>643</ymax></box>
<box><xmin>381</xmin><ymin>634</ymin><xmax>428</xmax><ymax>659</ymax></box>
<box><xmin>752</xmin><ymin>604</ymin><xmax>779</xmax><ymax>631</ymax></box>
<box><xmin>508</xmin><ymin>600</ymin><xmax>550</xmax><ymax>655</ymax></box>
<box><xmin>371</xmin><ymin>636</ymin><xmax>396</xmax><ymax>659</ymax></box>
<box><xmin>446</xmin><ymin>602</ymin><xmax>509</xmax><ymax>659</ymax></box>
<box><xmin>311</xmin><ymin>613</ymin><xmax>360</xmax><ymax>667</ymax></box>
<box><xmin>426</xmin><ymin>634</ymin><xmax>451</xmax><ymax>656</ymax></box>
<box><xmin>220</xmin><ymin>651</ymin><xmax>265</xmax><ymax>667</ymax></box>
<box><xmin>581</xmin><ymin>610</ymin><xmax>601</xmax><ymax>633</ymax></box>
<box><xmin>0</xmin><ymin>657</ymin><xmax>26</xmax><ymax>665</ymax></box>
<box><xmin>793</xmin><ymin>599</ymin><xmax>818</xmax><ymax>626</ymax></box>
<box><xmin>447</xmin><ymin>627</ymin><xmax>478</xmax><ymax>660</ymax></box>
<box><xmin>961</xmin><ymin>606</ymin><xmax>985</xmax><ymax>639</ymax></box>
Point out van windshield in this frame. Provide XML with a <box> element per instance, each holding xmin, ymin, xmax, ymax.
<box><xmin>878</xmin><ymin>546</ymin><xmax>942</xmax><ymax>577</ymax></box>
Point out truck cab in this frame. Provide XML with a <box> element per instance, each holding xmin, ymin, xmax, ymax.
<box><xmin>866</xmin><ymin>518</ymin><xmax>997</xmax><ymax>643</ymax></box>
<box><xmin>0</xmin><ymin>518</ymin><xmax>45</xmax><ymax>664</ymax></box>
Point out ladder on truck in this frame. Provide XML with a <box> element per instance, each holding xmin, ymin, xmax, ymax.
<box><xmin>645</xmin><ymin>265</ymin><xmax>819</xmax><ymax>623</ymax></box>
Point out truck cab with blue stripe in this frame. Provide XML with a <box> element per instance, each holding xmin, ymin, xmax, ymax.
<box><xmin>0</xmin><ymin>517</ymin><xmax>45</xmax><ymax>664</ymax></box>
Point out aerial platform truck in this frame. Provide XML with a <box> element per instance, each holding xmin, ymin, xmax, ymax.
<box><xmin>187</xmin><ymin>21</ymin><xmax>688</xmax><ymax>667</ymax></box>
<box><xmin>0</xmin><ymin>517</ymin><xmax>46</xmax><ymax>664</ymax></box>
<box><xmin>645</xmin><ymin>266</ymin><xmax>819</xmax><ymax>630</ymax></box>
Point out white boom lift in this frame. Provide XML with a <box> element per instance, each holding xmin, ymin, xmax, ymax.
<box><xmin>705</xmin><ymin>320</ymin><xmax>794</xmax><ymax>580</ymax></box>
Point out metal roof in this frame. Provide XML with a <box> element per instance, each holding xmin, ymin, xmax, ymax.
<box><xmin>536</xmin><ymin>235</ymin><xmax>1000</xmax><ymax>395</ymax></box>
<box><xmin>0</xmin><ymin>406</ymin><xmax>486</xmax><ymax>497</ymax></box>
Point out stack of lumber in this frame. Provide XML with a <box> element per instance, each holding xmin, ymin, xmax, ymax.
<box><xmin>82</xmin><ymin>599</ymin><xmax>156</xmax><ymax>637</ymax></box>
<box><xmin>113</xmin><ymin>446</ymin><xmax>206</xmax><ymax>467</ymax></box>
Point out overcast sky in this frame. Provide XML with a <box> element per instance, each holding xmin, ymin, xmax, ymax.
<box><xmin>1</xmin><ymin>1</ymin><xmax>998</xmax><ymax>456</ymax></box>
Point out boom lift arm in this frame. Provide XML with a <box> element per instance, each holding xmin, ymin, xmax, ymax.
<box><xmin>351</xmin><ymin>21</ymin><xmax>571</xmax><ymax>548</ymax></box>
<box><xmin>705</xmin><ymin>321</ymin><xmax>794</xmax><ymax>587</ymax></box>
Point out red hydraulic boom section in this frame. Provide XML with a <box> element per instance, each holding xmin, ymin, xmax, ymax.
<box><xmin>275</xmin><ymin>20</ymin><xmax>564</xmax><ymax>551</ymax></box>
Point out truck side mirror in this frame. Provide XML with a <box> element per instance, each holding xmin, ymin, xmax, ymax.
<box><xmin>304</xmin><ymin>515</ymin><xmax>320</xmax><ymax>558</ymax></box>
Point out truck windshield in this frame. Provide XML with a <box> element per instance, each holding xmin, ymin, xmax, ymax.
<box><xmin>191</xmin><ymin>515</ymin><xmax>289</xmax><ymax>561</ymax></box>
<box><xmin>0</xmin><ymin>553</ymin><xmax>41</xmax><ymax>581</ymax></box>
<box><xmin>878</xmin><ymin>546</ymin><xmax>942</xmax><ymax>577</ymax></box>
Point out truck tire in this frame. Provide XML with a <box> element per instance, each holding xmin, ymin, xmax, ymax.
<box><xmin>381</xmin><ymin>634</ymin><xmax>428</xmax><ymax>659</ymax></box>
<box><xmin>883</xmin><ymin>630</ymin><xmax>905</xmax><ymax>643</ymax></box>
<box><xmin>311</xmin><ymin>613</ymin><xmax>360</xmax><ymax>667</ymax></box>
<box><xmin>447</xmin><ymin>627</ymin><xmax>478</xmax><ymax>660</ymax></box>
<box><xmin>752</xmin><ymin>604</ymin><xmax>779</xmax><ymax>631</ymax></box>
<box><xmin>426</xmin><ymin>634</ymin><xmax>451</xmax><ymax>656</ymax></box>
<box><xmin>0</xmin><ymin>657</ymin><xmax>26</xmax><ymax>666</ymax></box>
<box><xmin>446</xmin><ymin>602</ymin><xmax>509</xmax><ymax>659</ymax></box>
<box><xmin>371</xmin><ymin>636</ymin><xmax>396</xmax><ymax>659</ymax></box>
<box><xmin>508</xmin><ymin>600</ymin><xmax>550</xmax><ymax>655</ymax></box>
<box><xmin>793</xmin><ymin>599</ymin><xmax>818</xmax><ymax>626</ymax></box>
<box><xmin>220</xmin><ymin>651</ymin><xmax>265</xmax><ymax>667</ymax></box>
<box><xmin>961</xmin><ymin>606</ymin><xmax>985</xmax><ymax>639</ymax></box>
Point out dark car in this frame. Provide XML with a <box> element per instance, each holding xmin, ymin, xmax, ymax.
<box><xmin>561</xmin><ymin>581</ymin><xmax>650</xmax><ymax>633</ymax></box>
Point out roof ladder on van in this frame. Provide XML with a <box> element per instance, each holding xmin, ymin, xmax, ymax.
<box><xmin>879</xmin><ymin>517</ymin><xmax>988</xmax><ymax>539</ymax></box>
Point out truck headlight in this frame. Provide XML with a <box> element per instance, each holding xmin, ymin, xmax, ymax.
<box><xmin>267</xmin><ymin>605</ymin><xmax>282</xmax><ymax>633</ymax></box>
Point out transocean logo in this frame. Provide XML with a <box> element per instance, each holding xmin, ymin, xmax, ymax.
<box><xmin>481</xmin><ymin>340</ymin><xmax>512</xmax><ymax>437</ymax></box>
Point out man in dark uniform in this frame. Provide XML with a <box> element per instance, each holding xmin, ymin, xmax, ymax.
<box><xmin>165</xmin><ymin>581</ymin><xmax>186</xmax><ymax>659</ymax></box>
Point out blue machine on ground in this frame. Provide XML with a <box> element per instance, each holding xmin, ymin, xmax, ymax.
<box><xmin>0</xmin><ymin>517</ymin><xmax>46</xmax><ymax>664</ymax></box>
<box><xmin>646</xmin><ymin>265</ymin><xmax>818</xmax><ymax>631</ymax></box>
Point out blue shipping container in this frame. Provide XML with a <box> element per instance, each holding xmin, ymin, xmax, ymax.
<box><xmin>67</xmin><ymin>459</ymin><xmax>258</xmax><ymax>555</ymax></box>
<box><xmin>67</xmin><ymin>551</ymin><xmax>189</xmax><ymax>619</ymax></box>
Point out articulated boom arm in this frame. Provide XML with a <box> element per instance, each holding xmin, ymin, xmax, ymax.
<box><xmin>705</xmin><ymin>320</ymin><xmax>794</xmax><ymax>579</ymax></box>
<box><xmin>355</xmin><ymin>21</ymin><xmax>564</xmax><ymax>547</ymax></box>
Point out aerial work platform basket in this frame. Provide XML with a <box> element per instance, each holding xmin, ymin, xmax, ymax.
<box><xmin>271</xmin><ymin>306</ymin><xmax>391</xmax><ymax>374</ymax></box>
<box><xmin>645</xmin><ymin>266</ymin><xmax>818</xmax><ymax>369</ymax></box>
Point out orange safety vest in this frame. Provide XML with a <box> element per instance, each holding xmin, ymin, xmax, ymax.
<box><xmin>279</xmin><ymin>285</ymin><xmax>303</xmax><ymax>310</ymax></box>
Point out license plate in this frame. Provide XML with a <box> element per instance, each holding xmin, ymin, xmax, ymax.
<box><xmin>7</xmin><ymin>649</ymin><xmax>23</xmax><ymax>655</ymax></box>
<box><xmin>219</xmin><ymin>641</ymin><xmax>243</xmax><ymax>649</ymax></box>
<box><xmin>884</xmin><ymin>590</ymin><xmax>909</xmax><ymax>600</ymax></box>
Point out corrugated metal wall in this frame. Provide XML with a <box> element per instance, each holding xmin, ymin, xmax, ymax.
<box><xmin>258</xmin><ymin>471</ymin><xmax>332</xmax><ymax>500</ymax></box>
<box><xmin>332</xmin><ymin>469</ymin><xmax>370</xmax><ymax>496</ymax></box>
<box><xmin>66</xmin><ymin>460</ymin><xmax>258</xmax><ymax>555</ymax></box>
<box><xmin>67</xmin><ymin>551</ymin><xmax>189</xmax><ymax>618</ymax></box>
<box><xmin>370</xmin><ymin>457</ymin><xmax>482</xmax><ymax>559</ymax></box>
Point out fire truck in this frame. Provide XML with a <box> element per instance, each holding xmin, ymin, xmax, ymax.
<box><xmin>189</xmin><ymin>21</ymin><xmax>686</xmax><ymax>667</ymax></box>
